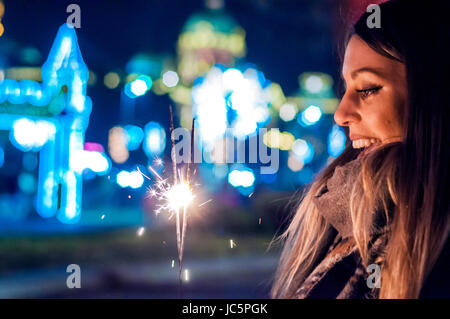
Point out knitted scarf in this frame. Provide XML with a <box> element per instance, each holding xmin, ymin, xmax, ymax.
<box><xmin>293</xmin><ymin>157</ymin><xmax>390</xmax><ymax>299</ymax></box>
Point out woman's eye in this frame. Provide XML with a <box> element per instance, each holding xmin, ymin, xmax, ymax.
<box><xmin>356</xmin><ymin>86</ymin><xmax>382</xmax><ymax>99</ymax></box>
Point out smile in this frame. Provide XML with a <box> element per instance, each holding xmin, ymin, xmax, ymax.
<box><xmin>352</xmin><ymin>138</ymin><xmax>381</xmax><ymax>149</ymax></box>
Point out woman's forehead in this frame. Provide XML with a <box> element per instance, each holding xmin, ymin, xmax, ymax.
<box><xmin>342</xmin><ymin>36</ymin><xmax>397</xmax><ymax>80</ymax></box>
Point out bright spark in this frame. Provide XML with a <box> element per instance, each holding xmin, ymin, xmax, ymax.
<box><xmin>166</xmin><ymin>182</ymin><xmax>193</xmax><ymax>211</ymax></box>
<box><xmin>154</xmin><ymin>157</ymin><xmax>163</xmax><ymax>166</ymax></box>
<box><xmin>198</xmin><ymin>199</ymin><xmax>212</xmax><ymax>207</ymax></box>
<box><xmin>137</xmin><ymin>227</ymin><xmax>145</xmax><ymax>237</ymax></box>
<box><xmin>136</xmin><ymin>167</ymin><xmax>152</xmax><ymax>181</ymax></box>
<box><xmin>148</xmin><ymin>165</ymin><xmax>163</xmax><ymax>180</ymax></box>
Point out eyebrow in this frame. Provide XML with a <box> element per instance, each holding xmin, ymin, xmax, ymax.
<box><xmin>350</xmin><ymin>67</ymin><xmax>386</xmax><ymax>79</ymax></box>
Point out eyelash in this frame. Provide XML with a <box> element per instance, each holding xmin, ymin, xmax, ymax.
<box><xmin>356</xmin><ymin>86</ymin><xmax>382</xmax><ymax>99</ymax></box>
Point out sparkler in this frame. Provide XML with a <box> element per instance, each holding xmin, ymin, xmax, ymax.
<box><xmin>140</xmin><ymin>105</ymin><xmax>197</xmax><ymax>298</ymax></box>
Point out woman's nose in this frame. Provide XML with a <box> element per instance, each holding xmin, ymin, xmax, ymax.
<box><xmin>334</xmin><ymin>93</ymin><xmax>360</xmax><ymax>127</ymax></box>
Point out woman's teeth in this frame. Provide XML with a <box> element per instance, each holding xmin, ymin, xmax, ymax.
<box><xmin>352</xmin><ymin>138</ymin><xmax>380</xmax><ymax>149</ymax></box>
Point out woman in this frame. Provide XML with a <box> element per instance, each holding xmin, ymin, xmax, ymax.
<box><xmin>272</xmin><ymin>0</ymin><xmax>450</xmax><ymax>299</ymax></box>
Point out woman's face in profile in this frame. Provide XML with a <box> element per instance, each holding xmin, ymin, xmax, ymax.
<box><xmin>335</xmin><ymin>35</ymin><xmax>407</xmax><ymax>154</ymax></box>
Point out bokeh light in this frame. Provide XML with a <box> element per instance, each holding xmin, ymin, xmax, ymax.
<box><xmin>299</xmin><ymin>105</ymin><xmax>322</xmax><ymax>126</ymax></box>
<box><xmin>10</xmin><ymin>118</ymin><xmax>56</xmax><ymax>152</ymax></box>
<box><xmin>162</xmin><ymin>70</ymin><xmax>179</xmax><ymax>87</ymax></box>
<box><xmin>279</xmin><ymin>103</ymin><xmax>297</xmax><ymax>122</ymax></box>
<box><xmin>108</xmin><ymin>126</ymin><xmax>129</xmax><ymax>164</ymax></box>
<box><xmin>116</xmin><ymin>170</ymin><xmax>144</xmax><ymax>189</ymax></box>
<box><xmin>228</xmin><ymin>167</ymin><xmax>255</xmax><ymax>188</ymax></box>
<box><xmin>292</xmin><ymin>139</ymin><xmax>314</xmax><ymax>164</ymax></box>
<box><xmin>124</xmin><ymin>125</ymin><xmax>144</xmax><ymax>151</ymax></box>
<box><xmin>124</xmin><ymin>75</ymin><xmax>152</xmax><ymax>98</ymax></box>
<box><xmin>104</xmin><ymin>72</ymin><xmax>120</xmax><ymax>89</ymax></box>
<box><xmin>193</xmin><ymin>66</ymin><xmax>270</xmax><ymax>147</ymax></box>
<box><xmin>328</xmin><ymin>124</ymin><xmax>347</xmax><ymax>157</ymax></box>
<box><xmin>304</xmin><ymin>75</ymin><xmax>324</xmax><ymax>93</ymax></box>
<box><xmin>143</xmin><ymin>122</ymin><xmax>166</xmax><ymax>156</ymax></box>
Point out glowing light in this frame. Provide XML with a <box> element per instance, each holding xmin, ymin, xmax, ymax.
<box><xmin>0</xmin><ymin>2</ymin><xmax>4</xmax><ymax>38</ymax></box>
<box><xmin>279</xmin><ymin>103</ymin><xmax>297</xmax><ymax>122</ymax></box>
<box><xmin>108</xmin><ymin>126</ymin><xmax>129</xmax><ymax>164</ymax></box>
<box><xmin>116</xmin><ymin>170</ymin><xmax>144</xmax><ymax>189</ymax></box>
<box><xmin>192</xmin><ymin>68</ymin><xmax>228</xmax><ymax>146</ymax></box>
<box><xmin>292</xmin><ymin>139</ymin><xmax>314</xmax><ymax>164</ymax></box>
<box><xmin>153</xmin><ymin>157</ymin><xmax>163</xmax><ymax>167</ymax></box>
<box><xmin>165</xmin><ymin>182</ymin><xmax>194</xmax><ymax>211</ymax></box>
<box><xmin>263</xmin><ymin>129</ymin><xmax>294</xmax><ymax>150</ymax></box>
<box><xmin>184</xmin><ymin>269</ymin><xmax>190</xmax><ymax>282</ymax></box>
<box><xmin>124</xmin><ymin>125</ymin><xmax>144</xmax><ymax>151</ymax></box>
<box><xmin>124</xmin><ymin>75</ymin><xmax>152</xmax><ymax>98</ymax></box>
<box><xmin>230</xmin><ymin>239</ymin><xmax>236</xmax><ymax>248</ymax></box>
<box><xmin>69</xmin><ymin>150</ymin><xmax>110</xmax><ymax>175</ymax></box>
<box><xmin>10</xmin><ymin>118</ymin><xmax>56</xmax><ymax>151</ymax></box>
<box><xmin>143</xmin><ymin>122</ymin><xmax>166</xmax><ymax>156</ymax></box>
<box><xmin>223</xmin><ymin>68</ymin><xmax>244</xmax><ymax>91</ymax></box>
<box><xmin>193</xmin><ymin>66</ymin><xmax>271</xmax><ymax>147</ymax></box>
<box><xmin>137</xmin><ymin>227</ymin><xmax>145</xmax><ymax>237</ymax></box>
<box><xmin>84</xmin><ymin>142</ymin><xmax>105</xmax><ymax>153</ymax></box>
<box><xmin>162</xmin><ymin>71</ymin><xmax>179</xmax><ymax>87</ymax></box>
<box><xmin>299</xmin><ymin>105</ymin><xmax>322</xmax><ymax>126</ymax></box>
<box><xmin>288</xmin><ymin>152</ymin><xmax>304</xmax><ymax>172</ymax></box>
<box><xmin>328</xmin><ymin>124</ymin><xmax>347</xmax><ymax>157</ymax></box>
<box><xmin>131</xmin><ymin>79</ymin><xmax>147</xmax><ymax>95</ymax></box>
<box><xmin>263</xmin><ymin>129</ymin><xmax>280</xmax><ymax>149</ymax></box>
<box><xmin>300</xmin><ymin>73</ymin><xmax>334</xmax><ymax>98</ymax></box>
<box><xmin>228</xmin><ymin>168</ymin><xmax>255</xmax><ymax>188</ymax></box>
<box><xmin>279</xmin><ymin>132</ymin><xmax>295</xmax><ymax>151</ymax></box>
<box><xmin>305</xmin><ymin>75</ymin><xmax>324</xmax><ymax>93</ymax></box>
<box><xmin>58</xmin><ymin>170</ymin><xmax>80</xmax><ymax>224</ymax></box>
<box><xmin>104</xmin><ymin>72</ymin><xmax>120</xmax><ymax>89</ymax></box>
<box><xmin>0</xmin><ymin>24</ymin><xmax>93</xmax><ymax>224</ymax></box>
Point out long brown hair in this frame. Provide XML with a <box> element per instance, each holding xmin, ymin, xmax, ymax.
<box><xmin>272</xmin><ymin>0</ymin><xmax>450</xmax><ymax>299</ymax></box>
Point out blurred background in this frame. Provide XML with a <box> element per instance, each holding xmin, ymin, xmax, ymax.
<box><xmin>0</xmin><ymin>0</ymin><xmax>379</xmax><ymax>298</ymax></box>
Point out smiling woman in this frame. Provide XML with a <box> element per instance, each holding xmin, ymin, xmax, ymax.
<box><xmin>336</xmin><ymin>35</ymin><xmax>406</xmax><ymax>158</ymax></box>
<box><xmin>272</xmin><ymin>0</ymin><xmax>450</xmax><ymax>299</ymax></box>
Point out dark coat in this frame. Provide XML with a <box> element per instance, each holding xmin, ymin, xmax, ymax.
<box><xmin>295</xmin><ymin>156</ymin><xmax>450</xmax><ymax>299</ymax></box>
<box><xmin>293</xmin><ymin>227</ymin><xmax>450</xmax><ymax>299</ymax></box>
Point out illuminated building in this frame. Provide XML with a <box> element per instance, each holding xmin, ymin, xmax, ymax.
<box><xmin>0</xmin><ymin>24</ymin><xmax>92</xmax><ymax>223</ymax></box>
<box><xmin>170</xmin><ymin>1</ymin><xmax>247</xmax><ymax>128</ymax></box>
